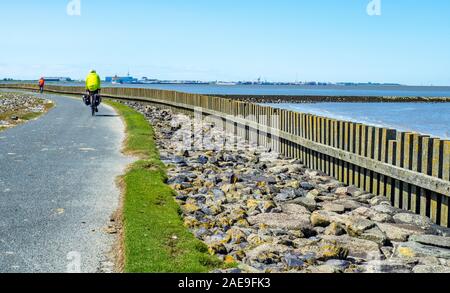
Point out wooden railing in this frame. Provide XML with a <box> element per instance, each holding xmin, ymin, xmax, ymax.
<box><xmin>2</xmin><ymin>83</ymin><xmax>449</xmax><ymax>227</ymax></box>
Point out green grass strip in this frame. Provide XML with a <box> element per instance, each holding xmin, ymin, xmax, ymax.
<box><xmin>106</xmin><ymin>100</ymin><xmax>222</xmax><ymax>273</ymax></box>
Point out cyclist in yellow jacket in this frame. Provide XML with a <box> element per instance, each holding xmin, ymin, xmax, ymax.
<box><xmin>86</xmin><ymin>70</ymin><xmax>101</xmax><ymax>92</ymax></box>
<box><xmin>84</xmin><ymin>70</ymin><xmax>102</xmax><ymax>112</ymax></box>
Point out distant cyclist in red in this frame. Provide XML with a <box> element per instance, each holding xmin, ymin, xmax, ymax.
<box><xmin>38</xmin><ymin>77</ymin><xmax>45</xmax><ymax>93</ymax></box>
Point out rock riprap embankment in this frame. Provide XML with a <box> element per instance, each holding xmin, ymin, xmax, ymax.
<box><xmin>0</xmin><ymin>93</ymin><xmax>52</xmax><ymax>128</ymax></box>
<box><xmin>125</xmin><ymin>101</ymin><xmax>450</xmax><ymax>273</ymax></box>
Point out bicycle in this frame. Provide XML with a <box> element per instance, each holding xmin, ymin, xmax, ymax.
<box><xmin>83</xmin><ymin>90</ymin><xmax>101</xmax><ymax>116</ymax></box>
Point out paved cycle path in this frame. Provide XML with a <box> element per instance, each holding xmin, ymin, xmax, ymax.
<box><xmin>0</xmin><ymin>91</ymin><xmax>133</xmax><ymax>272</ymax></box>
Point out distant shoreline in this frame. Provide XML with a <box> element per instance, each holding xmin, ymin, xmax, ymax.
<box><xmin>211</xmin><ymin>94</ymin><xmax>450</xmax><ymax>103</ymax></box>
<box><xmin>1</xmin><ymin>82</ymin><xmax>450</xmax><ymax>102</ymax></box>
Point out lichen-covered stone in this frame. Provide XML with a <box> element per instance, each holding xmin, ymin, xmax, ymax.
<box><xmin>395</xmin><ymin>242</ymin><xmax>450</xmax><ymax>259</ymax></box>
<box><xmin>324</xmin><ymin>222</ymin><xmax>347</xmax><ymax>236</ymax></box>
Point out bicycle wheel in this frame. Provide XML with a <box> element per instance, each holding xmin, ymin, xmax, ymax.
<box><xmin>90</xmin><ymin>96</ymin><xmax>96</xmax><ymax>116</ymax></box>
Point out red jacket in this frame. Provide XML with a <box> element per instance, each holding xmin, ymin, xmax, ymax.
<box><xmin>39</xmin><ymin>79</ymin><xmax>45</xmax><ymax>86</ymax></box>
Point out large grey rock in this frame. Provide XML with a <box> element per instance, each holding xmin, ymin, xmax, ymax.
<box><xmin>370</xmin><ymin>212</ymin><xmax>394</xmax><ymax>223</ymax></box>
<box><xmin>352</xmin><ymin>206</ymin><xmax>395</xmax><ymax>224</ymax></box>
<box><xmin>284</xmin><ymin>253</ymin><xmax>305</xmax><ymax>268</ymax></box>
<box><xmin>334</xmin><ymin>187</ymin><xmax>349</xmax><ymax>196</ymax></box>
<box><xmin>344</xmin><ymin>216</ymin><xmax>376</xmax><ymax>236</ymax></box>
<box><xmin>369</xmin><ymin>196</ymin><xmax>391</xmax><ymax>206</ymax></box>
<box><xmin>212</xmin><ymin>188</ymin><xmax>226</xmax><ymax>201</ymax></box>
<box><xmin>372</xmin><ymin>204</ymin><xmax>401</xmax><ymax>216</ymax></box>
<box><xmin>306</xmin><ymin>189</ymin><xmax>320</xmax><ymax>200</ymax></box>
<box><xmin>418</xmin><ymin>256</ymin><xmax>441</xmax><ymax>266</ymax></box>
<box><xmin>321</xmin><ymin>180</ymin><xmax>344</xmax><ymax>192</ymax></box>
<box><xmin>281</xmin><ymin>203</ymin><xmax>311</xmax><ymax>215</ymax></box>
<box><xmin>320</xmin><ymin>235</ymin><xmax>382</xmax><ymax>259</ymax></box>
<box><xmin>245</xmin><ymin>244</ymin><xmax>289</xmax><ymax>262</ymax></box>
<box><xmin>248</xmin><ymin>212</ymin><xmax>311</xmax><ymax>230</ymax></box>
<box><xmin>409</xmin><ymin>235</ymin><xmax>450</xmax><ymax>249</ymax></box>
<box><xmin>356</xmin><ymin>193</ymin><xmax>375</xmax><ymax>203</ymax></box>
<box><xmin>308</xmin><ymin>264</ymin><xmax>342</xmax><ymax>273</ymax></box>
<box><xmin>275</xmin><ymin>192</ymin><xmax>294</xmax><ymax>202</ymax></box>
<box><xmin>351</xmin><ymin>207</ymin><xmax>374</xmax><ymax>219</ymax></box>
<box><xmin>269</xmin><ymin>166</ymin><xmax>288</xmax><ymax>175</ymax></box>
<box><xmin>275</xmin><ymin>188</ymin><xmax>303</xmax><ymax>202</ymax></box>
<box><xmin>289</xmin><ymin>197</ymin><xmax>318</xmax><ymax>212</ymax></box>
<box><xmin>393</xmin><ymin>213</ymin><xmax>434</xmax><ymax>229</ymax></box>
<box><xmin>333</xmin><ymin>199</ymin><xmax>362</xmax><ymax>211</ymax></box>
<box><xmin>364</xmin><ymin>260</ymin><xmax>413</xmax><ymax>273</ymax></box>
<box><xmin>168</xmin><ymin>175</ymin><xmax>189</xmax><ymax>184</ymax></box>
<box><xmin>322</xmin><ymin>203</ymin><xmax>346</xmax><ymax>214</ymax></box>
<box><xmin>412</xmin><ymin>265</ymin><xmax>450</xmax><ymax>273</ymax></box>
<box><xmin>350</xmin><ymin>207</ymin><xmax>394</xmax><ymax>223</ymax></box>
<box><xmin>317</xmin><ymin>194</ymin><xmax>337</xmax><ymax>202</ymax></box>
<box><xmin>310</xmin><ymin>210</ymin><xmax>343</xmax><ymax>227</ymax></box>
<box><xmin>287</xmin><ymin>164</ymin><xmax>304</xmax><ymax>174</ymax></box>
<box><xmin>433</xmin><ymin>226</ymin><xmax>450</xmax><ymax>237</ymax></box>
<box><xmin>395</xmin><ymin>241</ymin><xmax>450</xmax><ymax>259</ymax></box>
<box><xmin>347</xmin><ymin>186</ymin><xmax>364</xmax><ymax>196</ymax></box>
<box><xmin>300</xmin><ymin>182</ymin><xmax>315</xmax><ymax>191</ymax></box>
<box><xmin>377</xmin><ymin>223</ymin><xmax>425</xmax><ymax>242</ymax></box>
<box><xmin>360</xmin><ymin>227</ymin><xmax>389</xmax><ymax>246</ymax></box>
<box><xmin>324</xmin><ymin>259</ymin><xmax>351</xmax><ymax>270</ymax></box>
<box><xmin>324</xmin><ymin>222</ymin><xmax>347</xmax><ymax>236</ymax></box>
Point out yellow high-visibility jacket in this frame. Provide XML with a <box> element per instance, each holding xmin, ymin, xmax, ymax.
<box><xmin>86</xmin><ymin>72</ymin><xmax>101</xmax><ymax>92</ymax></box>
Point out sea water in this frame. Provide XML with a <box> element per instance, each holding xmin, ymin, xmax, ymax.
<box><xmin>267</xmin><ymin>102</ymin><xmax>450</xmax><ymax>140</ymax></box>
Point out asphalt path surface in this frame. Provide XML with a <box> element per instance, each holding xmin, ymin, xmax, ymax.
<box><xmin>0</xmin><ymin>90</ymin><xmax>133</xmax><ymax>272</ymax></box>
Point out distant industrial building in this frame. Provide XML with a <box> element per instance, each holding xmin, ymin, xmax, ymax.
<box><xmin>45</xmin><ymin>77</ymin><xmax>72</xmax><ymax>82</ymax></box>
<box><xmin>105</xmin><ymin>74</ymin><xmax>138</xmax><ymax>84</ymax></box>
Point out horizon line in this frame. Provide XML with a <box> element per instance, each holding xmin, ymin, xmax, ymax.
<box><xmin>3</xmin><ymin>77</ymin><xmax>450</xmax><ymax>88</ymax></box>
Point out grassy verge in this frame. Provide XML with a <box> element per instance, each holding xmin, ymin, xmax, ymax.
<box><xmin>105</xmin><ymin>100</ymin><xmax>223</xmax><ymax>273</ymax></box>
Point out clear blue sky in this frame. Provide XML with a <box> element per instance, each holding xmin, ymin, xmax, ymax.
<box><xmin>1</xmin><ymin>0</ymin><xmax>449</xmax><ymax>85</ymax></box>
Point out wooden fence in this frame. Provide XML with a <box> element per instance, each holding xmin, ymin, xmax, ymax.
<box><xmin>1</xmin><ymin>83</ymin><xmax>449</xmax><ymax>227</ymax></box>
